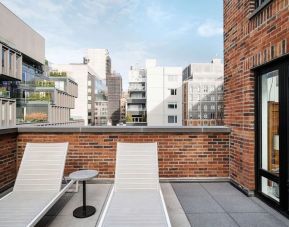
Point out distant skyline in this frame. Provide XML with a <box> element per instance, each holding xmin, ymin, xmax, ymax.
<box><xmin>1</xmin><ymin>0</ymin><xmax>223</xmax><ymax>89</ymax></box>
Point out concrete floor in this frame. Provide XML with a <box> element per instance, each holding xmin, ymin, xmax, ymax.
<box><xmin>35</xmin><ymin>182</ymin><xmax>289</xmax><ymax>227</ymax></box>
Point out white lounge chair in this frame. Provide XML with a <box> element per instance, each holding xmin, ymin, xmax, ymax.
<box><xmin>98</xmin><ymin>142</ymin><xmax>171</xmax><ymax>227</ymax></box>
<box><xmin>0</xmin><ymin>142</ymin><xmax>74</xmax><ymax>227</ymax></box>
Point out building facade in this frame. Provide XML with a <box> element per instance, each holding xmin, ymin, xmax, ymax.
<box><xmin>224</xmin><ymin>0</ymin><xmax>289</xmax><ymax>214</ymax></box>
<box><xmin>0</xmin><ymin>3</ymin><xmax>78</xmax><ymax>126</ymax></box>
<box><xmin>182</xmin><ymin>59</ymin><xmax>224</xmax><ymax>126</ymax></box>
<box><xmin>94</xmin><ymin>78</ymin><xmax>108</xmax><ymax>126</ymax></box>
<box><xmin>107</xmin><ymin>72</ymin><xmax>122</xmax><ymax>126</ymax></box>
<box><xmin>51</xmin><ymin>64</ymin><xmax>97</xmax><ymax>126</ymax></box>
<box><xmin>84</xmin><ymin>49</ymin><xmax>111</xmax><ymax>80</ymax></box>
<box><xmin>120</xmin><ymin>92</ymin><xmax>128</xmax><ymax>124</ymax></box>
<box><xmin>126</xmin><ymin>67</ymin><xmax>147</xmax><ymax>126</ymax></box>
<box><xmin>146</xmin><ymin>59</ymin><xmax>182</xmax><ymax>126</ymax></box>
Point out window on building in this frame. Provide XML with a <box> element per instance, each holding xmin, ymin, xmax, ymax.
<box><xmin>255</xmin><ymin>0</ymin><xmax>267</xmax><ymax>9</ymax></box>
<box><xmin>203</xmin><ymin>85</ymin><xmax>208</xmax><ymax>93</ymax></box>
<box><xmin>168</xmin><ymin>103</ymin><xmax>177</xmax><ymax>109</ymax></box>
<box><xmin>2</xmin><ymin>48</ymin><xmax>5</xmax><ymax>67</ymax></box>
<box><xmin>204</xmin><ymin>105</ymin><xmax>208</xmax><ymax>111</ymax></box>
<box><xmin>211</xmin><ymin>105</ymin><xmax>215</xmax><ymax>110</ymax></box>
<box><xmin>168</xmin><ymin>115</ymin><xmax>177</xmax><ymax>123</ymax></box>
<box><xmin>170</xmin><ymin>89</ymin><xmax>177</xmax><ymax>95</ymax></box>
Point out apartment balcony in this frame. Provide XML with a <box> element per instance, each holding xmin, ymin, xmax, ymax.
<box><xmin>128</xmin><ymin>87</ymin><xmax>146</xmax><ymax>92</ymax></box>
<box><xmin>0</xmin><ymin>89</ymin><xmax>10</xmax><ymax>98</ymax></box>
<box><xmin>127</xmin><ymin>98</ymin><xmax>146</xmax><ymax>104</ymax></box>
<box><xmin>126</xmin><ymin>108</ymin><xmax>146</xmax><ymax>115</ymax></box>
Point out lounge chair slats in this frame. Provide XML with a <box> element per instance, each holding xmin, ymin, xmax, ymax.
<box><xmin>0</xmin><ymin>142</ymin><xmax>71</xmax><ymax>227</ymax></box>
<box><xmin>98</xmin><ymin>142</ymin><xmax>171</xmax><ymax>227</ymax></box>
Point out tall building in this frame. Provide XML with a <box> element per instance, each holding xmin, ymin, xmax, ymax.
<box><xmin>0</xmin><ymin>3</ymin><xmax>78</xmax><ymax>126</ymax></box>
<box><xmin>84</xmin><ymin>49</ymin><xmax>111</xmax><ymax>80</ymax></box>
<box><xmin>126</xmin><ymin>67</ymin><xmax>147</xmax><ymax>126</ymax></box>
<box><xmin>120</xmin><ymin>92</ymin><xmax>128</xmax><ymax>124</ymax></box>
<box><xmin>51</xmin><ymin>64</ymin><xmax>97</xmax><ymax>126</ymax></box>
<box><xmin>94</xmin><ymin>79</ymin><xmax>108</xmax><ymax>126</ymax></box>
<box><xmin>146</xmin><ymin>59</ymin><xmax>182</xmax><ymax>126</ymax></box>
<box><xmin>224</xmin><ymin>0</ymin><xmax>289</xmax><ymax>213</ymax></box>
<box><xmin>182</xmin><ymin>59</ymin><xmax>224</xmax><ymax>126</ymax></box>
<box><xmin>107</xmin><ymin>72</ymin><xmax>122</xmax><ymax>126</ymax></box>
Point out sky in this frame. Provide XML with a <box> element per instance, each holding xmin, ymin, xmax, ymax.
<box><xmin>1</xmin><ymin>0</ymin><xmax>223</xmax><ymax>89</ymax></box>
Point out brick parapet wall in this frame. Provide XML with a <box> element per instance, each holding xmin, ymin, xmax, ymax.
<box><xmin>17</xmin><ymin>132</ymin><xmax>230</xmax><ymax>179</ymax></box>
<box><xmin>224</xmin><ymin>0</ymin><xmax>289</xmax><ymax>191</ymax></box>
<box><xmin>0</xmin><ymin>133</ymin><xmax>17</xmax><ymax>192</ymax></box>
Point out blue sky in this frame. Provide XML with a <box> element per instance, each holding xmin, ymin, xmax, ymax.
<box><xmin>1</xmin><ymin>0</ymin><xmax>223</xmax><ymax>89</ymax></box>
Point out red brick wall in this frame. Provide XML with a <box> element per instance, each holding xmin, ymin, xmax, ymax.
<box><xmin>0</xmin><ymin>133</ymin><xmax>17</xmax><ymax>192</ymax></box>
<box><xmin>224</xmin><ymin>0</ymin><xmax>289</xmax><ymax>190</ymax></box>
<box><xmin>17</xmin><ymin>132</ymin><xmax>230</xmax><ymax>178</ymax></box>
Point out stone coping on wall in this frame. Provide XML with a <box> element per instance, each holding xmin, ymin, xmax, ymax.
<box><xmin>14</xmin><ymin>126</ymin><xmax>231</xmax><ymax>133</ymax></box>
<box><xmin>0</xmin><ymin>127</ymin><xmax>17</xmax><ymax>135</ymax></box>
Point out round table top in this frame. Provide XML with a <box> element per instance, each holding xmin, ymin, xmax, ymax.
<box><xmin>69</xmin><ymin>170</ymin><xmax>99</xmax><ymax>181</ymax></box>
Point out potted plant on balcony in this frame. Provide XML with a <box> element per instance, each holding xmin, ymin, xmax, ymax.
<box><xmin>24</xmin><ymin>112</ymin><xmax>48</xmax><ymax>123</ymax></box>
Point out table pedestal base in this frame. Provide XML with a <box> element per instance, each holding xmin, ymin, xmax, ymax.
<box><xmin>73</xmin><ymin>206</ymin><xmax>96</xmax><ymax>218</ymax></box>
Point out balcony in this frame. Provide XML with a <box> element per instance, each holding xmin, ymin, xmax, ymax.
<box><xmin>0</xmin><ymin>89</ymin><xmax>10</xmax><ymax>98</ymax></box>
<box><xmin>0</xmin><ymin>126</ymin><xmax>289</xmax><ymax>226</ymax></box>
<box><xmin>127</xmin><ymin>98</ymin><xmax>146</xmax><ymax>104</ymax></box>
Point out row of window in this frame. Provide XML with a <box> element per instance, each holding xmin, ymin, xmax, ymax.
<box><xmin>191</xmin><ymin>104</ymin><xmax>223</xmax><ymax>111</ymax></box>
<box><xmin>189</xmin><ymin>85</ymin><xmax>223</xmax><ymax>93</ymax></box>
<box><xmin>190</xmin><ymin>94</ymin><xmax>223</xmax><ymax>102</ymax></box>
<box><xmin>189</xmin><ymin>112</ymin><xmax>224</xmax><ymax>120</ymax></box>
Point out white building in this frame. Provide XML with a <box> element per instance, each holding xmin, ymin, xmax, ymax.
<box><xmin>146</xmin><ymin>59</ymin><xmax>182</xmax><ymax>126</ymax></box>
<box><xmin>182</xmin><ymin>59</ymin><xmax>224</xmax><ymax>126</ymax></box>
<box><xmin>84</xmin><ymin>49</ymin><xmax>111</xmax><ymax>80</ymax></box>
<box><xmin>51</xmin><ymin>64</ymin><xmax>99</xmax><ymax>126</ymax></box>
<box><xmin>127</xmin><ymin>67</ymin><xmax>147</xmax><ymax>126</ymax></box>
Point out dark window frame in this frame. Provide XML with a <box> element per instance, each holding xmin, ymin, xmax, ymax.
<box><xmin>255</xmin><ymin>56</ymin><xmax>289</xmax><ymax>216</ymax></box>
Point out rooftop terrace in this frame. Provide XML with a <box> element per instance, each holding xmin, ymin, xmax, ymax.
<box><xmin>0</xmin><ymin>126</ymin><xmax>288</xmax><ymax>226</ymax></box>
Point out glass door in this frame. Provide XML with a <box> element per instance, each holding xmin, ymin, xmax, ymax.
<box><xmin>259</xmin><ymin>70</ymin><xmax>280</xmax><ymax>202</ymax></box>
<box><xmin>256</xmin><ymin>59</ymin><xmax>289</xmax><ymax>213</ymax></box>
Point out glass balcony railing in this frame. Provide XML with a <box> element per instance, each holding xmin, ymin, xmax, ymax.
<box><xmin>34</xmin><ymin>80</ymin><xmax>55</xmax><ymax>88</ymax></box>
<box><xmin>26</xmin><ymin>92</ymin><xmax>52</xmax><ymax>103</ymax></box>
<box><xmin>0</xmin><ymin>90</ymin><xmax>10</xmax><ymax>98</ymax></box>
<box><xmin>128</xmin><ymin>87</ymin><xmax>145</xmax><ymax>91</ymax></box>
<box><xmin>49</xmin><ymin>71</ymin><xmax>67</xmax><ymax>78</ymax></box>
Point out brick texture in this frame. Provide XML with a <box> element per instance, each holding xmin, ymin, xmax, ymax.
<box><xmin>17</xmin><ymin>132</ymin><xmax>230</xmax><ymax>178</ymax></box>
<box><xmin>0</xmin><ymin>133</ymin><xmax>17</xmax><ymax>192</ymax></box>
<box><xmin>224</xmin><ymin>0</ymin><xmax>289</xmax><ymax>190</ymax></box>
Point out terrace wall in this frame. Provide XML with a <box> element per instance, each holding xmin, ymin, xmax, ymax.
<box><xmin>0</xmin><ymin>130</ymin><xmax>17</xmax><ymax>192</ymax></box>
<box><xmin>16</xmin><ymin>127</ymin><xmax>230</xmax><ymax>179</ymax></box>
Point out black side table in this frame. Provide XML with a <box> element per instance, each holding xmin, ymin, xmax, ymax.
<box><xmin>69</xmin><ymin>170</ymin><xmax>99</xmax><ymax>218</ymax></box>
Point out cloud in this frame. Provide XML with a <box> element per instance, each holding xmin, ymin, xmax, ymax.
<box><xmin>146</xmin><ymin>2</ymin><xmax>172</xmax><ymax>25</ymax></box>
<box><xmin>197</xmin><ymin>20</ymin><xmax>223</xmax><ymax>37</ymax></box>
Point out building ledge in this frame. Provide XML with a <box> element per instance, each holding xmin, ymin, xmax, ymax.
<box><xmin>16</xmin><ymin>126</ymin><xmax>231</xmax><ymax>133</ymax></box>
<box><xmin>0</xmin><ymin>127</ymin><xmax>18</xmax><ymax>135</ymax></box>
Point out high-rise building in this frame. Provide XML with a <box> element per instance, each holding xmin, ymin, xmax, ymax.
<box><xmin>0</xmin><ymin>3</ymin><xmax>78</xmax><ymax>126</ymax></box>
<box><xmin>107</xmin><ymin>72</ymin><xmax>122</xmax><ymax>126</ymax></box>
<box><xmin>126</xmin><ymin>67</ymin><xmax>147</xmax><ymax>126</ymax></box>
<box><xmin>94</xmin><ymin>79</ymin><xmax>108</xmax><ymax>126</ymax></box>
<box><xmin>84</xmin><ymin>49</ymin><xmax>111</xmax><ymax>80</ymax></box>
<box><xmin>51</xmin><ymin>64</ymin><xmax>98</xmax><ymax>126</ymax></box>
<box><xmin>120</xmin><ymin>91</ymin><xmax>128</xmax><ymax>124</ymax></box>
<box><xmin>146</xmin><ymin>59</ymin><xmax>182</xmax><ymax>126</ymax></box>
<box><xmin>182</xmin><ymin>59</ymin><xmax>224</xmax><ymax>126</ymax></box>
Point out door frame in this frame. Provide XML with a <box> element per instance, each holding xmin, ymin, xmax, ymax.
<box><xmin>255</xmin><ymin>56</ymin><xmax>289</xmax><ymax>215</ymax></box>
